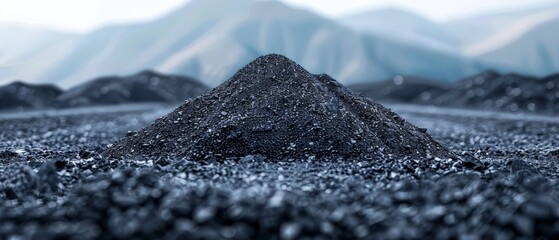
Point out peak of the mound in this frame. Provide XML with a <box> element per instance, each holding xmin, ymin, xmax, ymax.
<box><xmin>222</xmin><ymin>54</ymin><xmax>314</xmax><ymax>86</ymax></box>
<box><xmin>251</xmin><ymin>54</ymin><xmax>297</xmax><ymax>67</ymax></box>
<box><xmin>106</xmin><ymin>55</ymin><xmax>455</xmax><ymax>161</ymax></box>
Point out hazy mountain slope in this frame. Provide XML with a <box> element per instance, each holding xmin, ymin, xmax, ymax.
<box><xmin>0</xmin><ymin>23</ymin><xmax>77</xmax><ymax>85</ymax></box>
<box><xmin>445</xmin><ymin>2</ymin><xmax>559</xmax><ymax>54</ymax></box>
<box><xmin>0</xmin><ymin>23</ymin><xmax>74</xmax><ymax>64</ymax></box>
<box><xmin>3</xmin><ymin>0</ymin><xmax>559</xmax><ymax>87</ymax></box>
<box><xmin>1</xmin><ymin>0</ymin><xmax>482</xmax><ymax>87</ymax></box>
<box><xmin>157</xmin><ymin>1</ymin><xmax>481</xmax><ymax>86</ymax></box>
<box><xmin>40</xmin><ymin>0</ymin><xmax>255</xmax><ymax>87</ymax></box>
<box><xmin>158</xmin><ymin>0</ymin><xmax>383</xmax><ymax>86</ymax></box>
<box><xmin>339</xmin><ymin>8</ymin><xmax>459</xmax><ymax>51</ymax></box>
<box><xmin>477</xmin><ymin>17</ymin><xmax>559</xmax><ymax>76</ymax></box>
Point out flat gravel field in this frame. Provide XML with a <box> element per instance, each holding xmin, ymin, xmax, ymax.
<box><xmin>1</xmin><ymin>103</ymin><xmax>558</xmax><ymax>239</ymax></box>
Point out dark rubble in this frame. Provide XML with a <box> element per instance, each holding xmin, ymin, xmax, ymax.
<box><xmin>107</xmin><ymin>54</ymin><xmax>454</xmax><ymax>161</ymax></box>
<box><xmin>438</xmin><ymin>71</ymin><xmax>559</xmax><ymax>114</ymax></box>
<box><xmin>0</xmin><ymin>102</ymin><xmax>559</xmax><ymax>239</ymax></box>
<box><xmin>1</xmin><ymin>103</ymin><xmax>559</xmax><ymax>239</ymax></box>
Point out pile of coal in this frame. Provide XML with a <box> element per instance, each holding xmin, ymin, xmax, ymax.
<box><xmin>438</xmin><ymin>71</ymin><xmax>559</xmax><ymax>113</ymax></box>
<box><xmin>107</xmin><ymin>54</ymin><xmax>454</xmax><ymax>161</ymax></box>
<box><xmin>351</xmin><ymin>70</ymin><xmax>559</xmax><ymax>114</ymax></box>
<box><xmin>349</xmin><ymin>75</ymin><xmax>450</xmax><ymax>104</ymax></box>
<box><xmin>54</xmin><ymin>70</ymin><xmax>209</xmax><ymax>108</ymax></box>
<box><xmin>0</xmin><ymin>81</ymin><xmax>62</xmax><ymax>110</ymax></box>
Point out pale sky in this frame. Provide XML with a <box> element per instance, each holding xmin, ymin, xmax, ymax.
<box><xmin>0</xmin><ymin>0</ymin><xmax>557</xmax><ymax>32</ymax></box>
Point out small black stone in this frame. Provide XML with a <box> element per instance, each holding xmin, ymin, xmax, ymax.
<box><xmin>79</xmin><ymin>149</ymin><xmax>94</xmax><ymax>159</ymax></box>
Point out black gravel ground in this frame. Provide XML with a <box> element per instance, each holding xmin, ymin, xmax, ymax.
<box><xmin>1</xmin><ymin>102</ymin><xmax>559</xmax><ymax>239</ymax></box>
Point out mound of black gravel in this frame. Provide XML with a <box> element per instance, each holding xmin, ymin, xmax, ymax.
<box><xmin>437</xmin><ymin>71</ymin><xmax>559</xmax><ymax>113</ymax></box>
<box><xmin>0</xmin><ymin>81</ymin><xmax>62</xmax><ymax>110</ymax></box>
<box><xmin>107</xmin><ymin>54</ymin><xmax>454</xmax><ymax>161</ymax></box>
<box><xmin>349</xmin><ymin>75</ymin><xmax>450</xmax><ymax>104</ymax></box>
<box><xmin>351</xmin><ymin>71</ymin><xmax>559</xmax><ymax>114</ymax></box>
<box><xmin>54</xmin><ymin>70</ymin><xmax>209</xmax><ymax>108</ymax></box>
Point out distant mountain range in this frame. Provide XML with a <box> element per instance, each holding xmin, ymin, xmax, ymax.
<box><xmin>339</xmin><ymin>8</ymin><xmax>460</xmax><ymax>52</ymax></box>
<box><xmin>341</xmin><ymin>2</ymin><xmax>559</xmax><ymax>77</ymax></box>
<box><xmin>0</xmin><ymin>22</ymin><xmax>77</xmax><ymax>84</ymax></box>
<box><xmin>0</xmin><ymin>0</ymin><xmax>557</xmax><ymax>87</ymax></box>
<box><xmin>445</xmin><ymin>3</ymin><xmax>559</xmax><ymax>55</ymax></box>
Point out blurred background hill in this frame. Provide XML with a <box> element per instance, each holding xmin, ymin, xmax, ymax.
<box><xmin>0</xmin><ymin>0</ymin><xmax>558</xmax><ymax>113</ymax></box>
<box><xmin>1</xmin><ymin>0</ymin><xmax>558</xmax><ymax>88</ymax></box>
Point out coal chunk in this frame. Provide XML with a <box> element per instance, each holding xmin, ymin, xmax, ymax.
<box><xmin>509</xmin><ymin>159</ymin><xmax>538</xmax><ymax>175</ymax></box>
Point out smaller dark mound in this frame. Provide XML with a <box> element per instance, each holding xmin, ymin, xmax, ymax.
<box><xmin>54</xmin><ymin>70</ymin><xmax>209</xmax><ymax>108</ymax></box>
<box><xmin>349</xmin><ymin>75</ymin><xmax>450</xmax><ymax>104</ymax></box>
<box><xmin>353</xmin><ymin>70</ymin><xmax>559</xmax><ymax>114</ymax></box>
<box><xmin>0</xmin><ymin>81</ymin><xmax>62</xmax><ymax>110</ymax></box>
<box><xmin>435</xmin><ymin>71</ymin><xmax>559</xmax><ymax>113</ymax></box>
<box><xmin>107</xmin><ymin>54</ymin><xmax>455</xmax><ymax>161</ymax></box>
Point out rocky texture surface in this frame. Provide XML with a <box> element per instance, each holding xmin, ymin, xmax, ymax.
<box><xmin>54</xmin><ymin>70</ymin><xmax>208</xmax><ymax>108</ymax></box>
<box><xmin>350</xmin><ymin>71</ymin><xmax>559</xmax><ymax>114</ymax></box>
<box><xmin>0</xmin><ymin>81</ymin><xmax>62</xmax><ymax>110</ymax></box>
<box><xmin>0</xmin><ymin>103</ymin><xmax>558</xmax><ymax>239</ymax></box>
<box><xmin>107</xmin><ymin>55</ymin><xmax>454</xmax><ymax>161</ymax></box>
<box><xmin>349</xmin><ymin>75</ymin><xmax>450</xmax><ymax>104</ymax></box>
<box><xmin>438</xmin><ymin>71</ymin><xmax>559</xmax><ymax>113</ymax></box>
